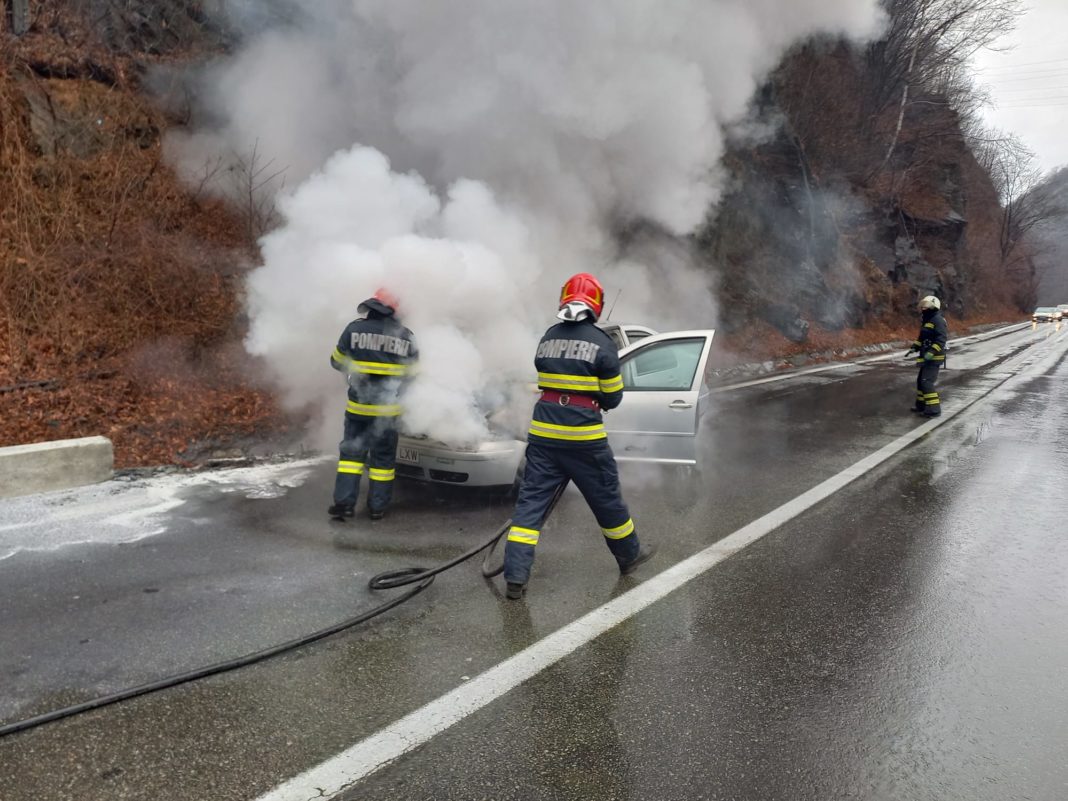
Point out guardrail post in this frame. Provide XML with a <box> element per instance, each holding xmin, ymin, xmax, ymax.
<box><xmin>8</xmin><ymin>0</ymin><xmax>30</xmax><ymax>36</ymax></box>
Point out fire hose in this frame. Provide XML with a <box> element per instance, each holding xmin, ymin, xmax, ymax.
<box><xmin>0</xmin><ymin>485</ymin><xmax>565</xmax><ymax>740</ymax></box>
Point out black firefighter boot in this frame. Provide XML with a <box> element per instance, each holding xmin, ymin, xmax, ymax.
<box><xmin>620</xmin><ymin>544</ymin><xmax>658</xmax><ymax>576</ymax></box>
<box><xmin>328</xmin><ymin>503</ymin><xmax>355</xmax><ymax>521</ymax></box>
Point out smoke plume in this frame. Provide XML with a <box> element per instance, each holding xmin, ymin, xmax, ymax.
<box><xmin>166</xmin><ymin>0</ymin><xmax>883</xmax><ymax>446</ymax></box>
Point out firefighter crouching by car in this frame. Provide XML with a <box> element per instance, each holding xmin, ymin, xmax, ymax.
<box><xmin>908</xmin><ymin>295</ymin><xmax>947</xmax><ymax>417</ymax></box>
<box><xmin>503</xmin><ymin>272</ymin><xmax>656</xmax><ymax>600</ymax></box>
<box><xmin>328</xmin><ymin>289</ymin><xmax>418</xmax><ymax>521</ymax></box>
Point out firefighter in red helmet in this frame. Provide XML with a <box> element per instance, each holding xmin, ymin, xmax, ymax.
<box><xmin>502</xmin><ymin>272</ymin><xmax>655</xmax><ymax>599</ymax></box>
<box><xmin>328</xmin><ymin>288</ymin><xmax>418</xmax><ymax>521</ymax></box>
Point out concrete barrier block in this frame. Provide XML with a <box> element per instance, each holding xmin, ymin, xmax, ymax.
<box><xmin>0</xmin><ymin>436</ymin><xmax>114</xmax><ymax>499</ymax></box>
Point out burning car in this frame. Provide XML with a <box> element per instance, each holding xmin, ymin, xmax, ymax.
<box><xmin>394</xmin><ymin>325</ymin><xmax>716</xmax><ymax>488</ymax></box>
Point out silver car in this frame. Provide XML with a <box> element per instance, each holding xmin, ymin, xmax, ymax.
<box><xmin>394</xmin><ymin>325</ymin><xmax>716</xmax><ymax>487</ymax></box>
<box><xmin>598</xmin><ymin>322</ymin><xmax>658</xmax><ymax>350</ymax></box>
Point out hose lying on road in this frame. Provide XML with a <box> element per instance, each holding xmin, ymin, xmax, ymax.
<box><xmin>0</xmin><ymin>486</ymin><xmax>565</xmax><ymax>740</ymax></box>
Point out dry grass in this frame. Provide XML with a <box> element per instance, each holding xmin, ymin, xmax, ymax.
<box><xmin>0</xmin><ymin>61</ymin><xmax>243</xmax><ymax>371</ymax></box>
<box><xmin>4</xmin><ymin>346</ymin><xmax>289</xmax><ymax>466</ymax></box>
<box><xmin>0</xmin><ymin>23</ymin><xmax>292</xmax><ymax>466</ymax></box>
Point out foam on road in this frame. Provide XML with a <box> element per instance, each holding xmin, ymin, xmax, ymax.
<box><xmin>0</xmin><ymin>458</ymin><xmax>325</xmax><ymax>561</ymax></box>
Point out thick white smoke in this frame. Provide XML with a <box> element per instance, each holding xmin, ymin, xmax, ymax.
<box><xmin>246</xmin><ymin>146</ymin><xmax>541</xmax><ymax>443</ymax></box>
<box><xmin>167</xmin><ymin>0</ymin><xmax>883</xmax><ymax>447</ymax></box>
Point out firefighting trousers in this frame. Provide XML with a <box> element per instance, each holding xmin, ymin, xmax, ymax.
<box><xmin>333</xmin><ymin>412</ymin><xmax>399</xmax><ymax>512</ymax></box>
<box><xmin>915</xmin><ymin>361</ymin><xmax>942</xmax><ymax>415</ymax></box>
<box><xmin>504</xmin><ymin>441</ymin><xmax>640</xmax><ymax>585</ymax></box>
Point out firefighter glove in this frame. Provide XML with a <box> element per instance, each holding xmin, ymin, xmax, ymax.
<box><xmin>922</xmin><ymin>351</ymin><xmax>934</xmax><ymax>361</ymax></box>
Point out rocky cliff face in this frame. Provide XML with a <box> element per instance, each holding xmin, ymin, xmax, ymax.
<box><xmin>702</xmin><ymin>43</ymin><xmax>1022</xmax><ymax>342</ymax></box>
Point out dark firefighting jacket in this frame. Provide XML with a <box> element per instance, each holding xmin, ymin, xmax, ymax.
<box><xmin>528</xmin><ymin>319</ymin><xmax>624</xmax><ymax>447</ymax></box>
<box><xmin>913</xmin><ymin>309</ymin><xmax>948</xmax><ymax>364</ymax></box>
<box><xmin>330</xmin><ymin>311</ymin><xmax>418</xmax><ymax>417</ymax></box>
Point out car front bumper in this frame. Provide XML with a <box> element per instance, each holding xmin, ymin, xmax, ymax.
<box><xmin>395</xmin><ymin>436</ymin><xmax>524</xmax><ymax>487</ymax></box>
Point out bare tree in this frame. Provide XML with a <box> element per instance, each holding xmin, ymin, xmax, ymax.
<box><xmin>181</xmin><ymin>142</ymin><xmax>286</xmax><ymax>245</ymax></box>
<box><xmin>867</xmin><ymin>0</ymin><xmax>1022</xmax><ymax>170</ymax></box>
<box><xmin>973</xmin><ymin>131</ymin><xmax>1068</xmax><ymax>284</ymax></box>
<box><xmin>226</xmin><ymin>141</ymin><xmax>286</xmax><ymax>244</ymax></box>
<box><xmin>1030</xmin><ymin>181</ymin><xmax>1068</xmax><ymax>303</ymax></box>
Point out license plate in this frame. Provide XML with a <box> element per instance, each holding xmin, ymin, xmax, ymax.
<box><xmin>397</xmin><ymin>446</ymin><xmax>420</xmax><ymax>464</ymax></box>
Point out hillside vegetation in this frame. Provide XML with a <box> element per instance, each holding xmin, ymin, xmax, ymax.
<box><xmin>0</xmin><ymin>2</ymin><xmax>283</xmax><ymax>464</ymax></box>
<box><xmin>1</xmin><ymin>1</ymin><xmax>1054</xmax><ymax>465</ymax></box>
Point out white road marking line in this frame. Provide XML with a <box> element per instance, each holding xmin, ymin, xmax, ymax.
<box><xmin>257</xmin><ymin>322</ymin><xmax>1058</xmax><ymax>801</ymax></box>
<box><xmin>712</xmin><ymin>322</ymin><xmax>1028</xmax><ymax>393</ymax></box>
<box><xmin>711</xmin><ymin>360</ymin><xmax>856</xmax><ymax>392</ymax></box>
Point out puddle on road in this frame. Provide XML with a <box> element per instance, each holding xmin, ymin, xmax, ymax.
<box><xmin>927</xmin><ymin>414</ymin><xmax>1000</xmax><ymax>483</ymax></box>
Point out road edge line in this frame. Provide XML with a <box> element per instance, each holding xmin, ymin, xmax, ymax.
<box><xmin>712</xmin><ymin>322</ymin><xmax>1028</xmax><ymax>393</ymax></box>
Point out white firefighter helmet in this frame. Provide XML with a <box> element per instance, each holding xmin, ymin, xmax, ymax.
<box><xmin>919</xmin><ymin>295</ymin><xmax>941</xmax><ymax>311</ymax></box>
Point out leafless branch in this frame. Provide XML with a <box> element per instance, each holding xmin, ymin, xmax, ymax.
<box><xmin>226</xmin><ymin>140</ymin><xmax>287</xmax><ymax>244</ymax></box>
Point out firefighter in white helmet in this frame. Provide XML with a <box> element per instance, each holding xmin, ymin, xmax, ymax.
<box><xmin>907</xmin><ymin>295</ymin><xmax>947</xmax><ymax>417</ymax></box>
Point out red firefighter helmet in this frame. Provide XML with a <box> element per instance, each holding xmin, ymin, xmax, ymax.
<box><xmin>558</xmin><ymin>272</ymin><xmax>605</xmax><ymax>321</ymax></box>
<box><xmin>358</xmin><ymin>287</ymin><xmax>400</xmax><ymax>316</ymax></box>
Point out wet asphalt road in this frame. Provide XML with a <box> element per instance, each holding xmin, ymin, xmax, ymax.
<box><xmin>1</xmin><ymin>322</ymin><xmax>1066</xmax><ymax>800</ymax></box>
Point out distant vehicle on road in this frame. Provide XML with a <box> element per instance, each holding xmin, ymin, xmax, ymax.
<box><xmin>1057</xmin><ymin>304</ymin><xmax>1068</xmax><ymax>319</ymax></box>
<box><xmin>1032</xmin><ymin>307</ymin><xmax>1060</xmax><ymax>323</ymax></box>
<box><xmin>394</xmin><ymin>324</ymin><xmax>716</xmax><ymax>488</ymax></box>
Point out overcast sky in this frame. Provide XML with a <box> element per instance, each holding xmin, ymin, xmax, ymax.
<box><xmin>972</xmin><ymin>0</ymin><xmax>1068</xmax><ymax>174</ymax></box>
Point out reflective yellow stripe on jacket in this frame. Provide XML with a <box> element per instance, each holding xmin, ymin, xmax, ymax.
<box><xmin>537</xmin><ymin>372</ymin><xmax>600</xmax><ymax>392</ymax></box>
<box><xmin>346</xmin><ymin>400</ymin><xmax>403</xmax><ymax>417</ymax></box>
<box><xmin>599</xmin><ymin>374</ymin><xmax>623</xmax><ymax>394</ymax></box>
<box><xmin>333</xmin><ymin>348</ymin><xmax>409</xmax><ymax>376</ymax></box>
<box><xmin>528</xmin><ymin>420</ymin><xmax>607</xmax><ymax>442</ymax></box>
<box><xmin>355</xmin><ymin>360</ymin><xmax>408</xmax><ymax>376</ymax></box>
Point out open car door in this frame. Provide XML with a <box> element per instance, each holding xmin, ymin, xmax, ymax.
<box><xmin>605</xmin><ymin>330</ymin><xmax>716</xmax><ymax>465</ymax></box>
